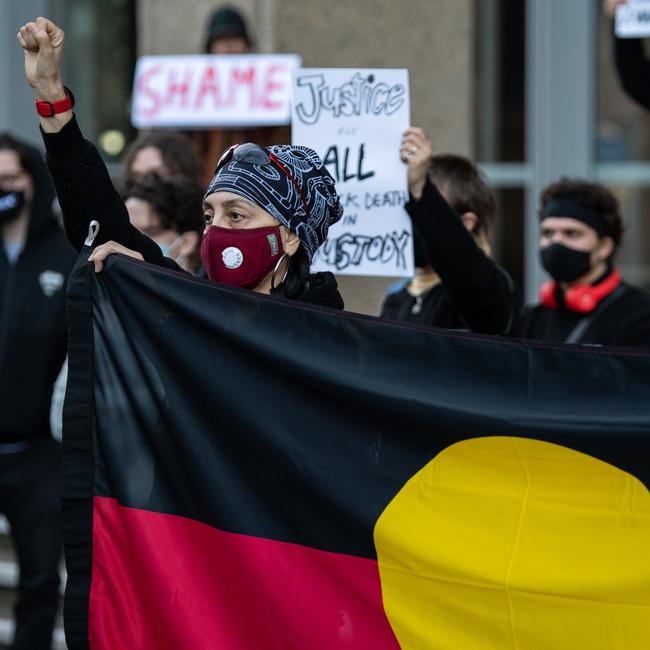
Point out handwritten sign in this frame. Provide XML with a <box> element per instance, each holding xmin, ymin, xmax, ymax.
<box><xmin>616</xmin><ymin>1</ymin><xmax>650</xmax><ymax>38</ymax></box>
<box><xmin>132</xmin><ymin>54</ymin><xmax>301</xmax><ymax>128</ymax></box>
<box><xmin>292</xmin><ymin>68</ymin><xmax>412</xmax><ymax>277</ymax></box>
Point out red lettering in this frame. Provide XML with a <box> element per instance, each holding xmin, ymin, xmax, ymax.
<box><xmin>164</xmin><ymin>67</ymin><xmax>193</xmax><ymax>108</ymax></box>
<box><xmin>194</xmin><ymin>65</ymin><xmax>222</xmax><ymax>109</ymax></box>
<box><xmin>262</xmin><ymin>64</ymin><xmax>287</xmax><ymax>110</ymax></box>
<box><xmin>227</xmin><ymin>65</ymin><xmax>256</xmax><ymax>107</ymax></box>
<box><xmin>136</xmin><ymin>64</ymin><xmax>162</xmax><ymax>118</ymax></box>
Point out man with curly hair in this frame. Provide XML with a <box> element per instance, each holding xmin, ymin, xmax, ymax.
<box><xmin>514</xmin><ymin>178</ymin><xmax>650</xmax><ymax>346</ymax></box>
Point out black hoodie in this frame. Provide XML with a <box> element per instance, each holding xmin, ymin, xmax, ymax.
<box><xmin>0</xmin><ymin>137</ymin><xmax>76</xmax><ymax>443</ymax></box>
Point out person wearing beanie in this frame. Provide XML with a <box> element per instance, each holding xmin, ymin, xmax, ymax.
<box><xmin>191</xmin><ymin>5</ymin><xmax>292</xmax><ymax>186</ymax></box>
<box><xmin>204</xmin><ymin>5</ymin><xmax>250</xmax><ymax>54</ymax></box>
<box><xmin>18</xmin><ymin>18</ymin><xmax>343</xmax><ymax>308</ymax></box>
<box><xmin>512</xmin><ymin>178</ymin><xmax>650</xmax><ymax>346</ymax></box>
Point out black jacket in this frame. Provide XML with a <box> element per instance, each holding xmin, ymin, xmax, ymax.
<box><xmin>514</xmin><ymin>277</ymin><xmax>650</xmax><ymax>347</ymax></box>
<box><xmin>382</xmin><ymin>281</ymin><xmax>481</xmax><ymax>330</ymax></box>
<box><xmin>381</xmin><ymin>179</ymin><xmax>650</xmax><ymax>347</ymax></box>
<box><xmin>42</xmin><ymin>117</ymin><xmax>343</xmax><ymax>310</ymax></box>
<box><xmin>381</xmin><ymin>179</ymin><xmax>519</xmax><ymax>335</ymax></box>
<box><xmin>0</xmin><ymin>139</ymin><xmax>76</xmax><ymax>443</ymax></box>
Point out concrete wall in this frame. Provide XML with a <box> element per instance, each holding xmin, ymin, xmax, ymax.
<box><xmin>272</xmin><ymin>0</ymin><xmax>474</xmax><ymax>156</ymax></box>
<box><xmin>138</xmin><ymin>0</ymin><xmax>476</xmax><ymax>314</ymax></box>
<box><xmin>137</xmin><ymin>0</ymin><xmax>267</xmax><ymax>55</ymax></box>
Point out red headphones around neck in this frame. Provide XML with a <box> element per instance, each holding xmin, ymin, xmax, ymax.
<box><xmin>539</xmin><ymin>268</ymin><xmax>621</xmax><ymax>314</ymax></box>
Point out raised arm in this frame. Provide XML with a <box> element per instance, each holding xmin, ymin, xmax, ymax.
<box><xmin>400</xmin><ymin>128</ymin><xmax>519</xmax><ymax>335</ymax></box>
<box><xmin>16</xmin><ymin>18</ymin><xmax>175</xmax><ymax>270</ymax></box>
<box><xmin>604</xmin><ymin>0</ymin><xmax>650</xmax><ymax>110</ymax></box>
<box><xmin>614</xmin><ymin>37</ymin><xmax>650</xmax><ymax>110</ymax></box>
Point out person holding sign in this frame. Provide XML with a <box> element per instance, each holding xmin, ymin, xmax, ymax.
<box><xmin>17</xmin><ymin>17</ymin><xmax>344</xmax><ymax>308</ymax></box>
<box><xmin>190</xmin><ymin>6</ymin><xmax>292</xmax><ymax>186</ymax></box>
<box><xmin>605</xmin><ymin>0</ymin><xmax>650</xmax><ymax>109</ymax></box>
<box><xmin>391</xmin><ymin>127</ymin><xmax>650</xmax><ymax>346</ymax></box>
<box><xmin>381</xmin><ymin>127</ymin><xmax>518</xmax><ymax>335</ymax></box>
<box><xmin>204</xmin><ymin>5</ymin><xmax>251</xmax><ymax>54</ymax></box>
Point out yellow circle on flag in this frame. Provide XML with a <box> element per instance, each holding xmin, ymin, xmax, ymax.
<box><xmin>374</xmin><ymin>437</ymin><xmax>650</xmax><ymax>649</ymax></box>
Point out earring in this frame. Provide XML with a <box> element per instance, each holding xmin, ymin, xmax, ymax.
<box><xmin>271</xmin><ymin>253</ymin><xmax>289</xmax><ymax>290</ymax></box>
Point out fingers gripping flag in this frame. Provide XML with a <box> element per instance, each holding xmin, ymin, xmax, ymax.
<box><xmin>63</xmin><ymin>253</ymin><xmax>650</xmax><ymax>649</ymax></box>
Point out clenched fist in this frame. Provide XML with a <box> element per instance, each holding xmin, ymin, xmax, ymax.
<box><xmin>16</xmin><ymin>17</ymin><xmax>65</xmax><ymax>102</ymax></box>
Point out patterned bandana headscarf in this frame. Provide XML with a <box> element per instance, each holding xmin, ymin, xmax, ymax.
<box><xmin>205</xmin><ymin>144</ymin><xmax>343</xmax><ymax>261</ymax></box>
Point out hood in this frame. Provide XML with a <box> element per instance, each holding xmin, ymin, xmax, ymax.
<box><xmin>2</xmin><ymin>134</ymin><xmax>57</xmax><ymax>245</ymax></box>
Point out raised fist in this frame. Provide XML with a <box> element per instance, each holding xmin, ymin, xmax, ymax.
<box><xmin>16</xmin><ymin>17</ymin><xmax>65</xmax><ymax>101</ymax></box>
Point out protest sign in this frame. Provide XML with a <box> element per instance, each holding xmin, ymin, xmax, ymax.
<box><xmin>292</xmin><ymin>69</ymin><xmax>412</xmax><ymax>277</ymax></box>
<box><xmin>616</xmin><ymin>0</ymin><xmax>650</xmax><ymax>38</ymax></box>
<box><xmin>132</xmin><ymin>54</ymin><xmax>301</xmax><ymax>128</ymax></box>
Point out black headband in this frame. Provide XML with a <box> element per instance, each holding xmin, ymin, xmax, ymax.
<box><xmin>541</xmin><ymin>198</ymin><xmax>608</xmax><ymax>238</ymax></box>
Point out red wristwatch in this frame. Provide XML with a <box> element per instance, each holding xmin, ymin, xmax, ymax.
<box><xmin>35</xmin><ymin>86</ymin><xmax>75</xmax><ymax>117</ymax></box>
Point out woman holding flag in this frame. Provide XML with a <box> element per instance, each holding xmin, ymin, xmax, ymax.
<box><xmin>17</xmin><ymin>17</ymin><xmax>345</xmax><ymax>309</ymax></box>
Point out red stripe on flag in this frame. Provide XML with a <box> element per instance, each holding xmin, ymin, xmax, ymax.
<box><xmin>89</xmin><ymin>496</ymin><xmax>400</xmax><ymax>649</ymax></box>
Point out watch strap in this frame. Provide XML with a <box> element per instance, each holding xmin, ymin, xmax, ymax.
<box><xmin>35</xmin><ymin>86</ymin><xmax>75</xmax><ymax>117</ymax></box>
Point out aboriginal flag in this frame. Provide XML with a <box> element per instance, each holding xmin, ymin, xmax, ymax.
<box><xmin>63</xmin><ymin>253</ymin><xmax>650</xmax><ymax>650</ymax></box>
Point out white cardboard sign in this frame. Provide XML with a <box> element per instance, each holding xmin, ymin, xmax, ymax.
<box><xmin>616</xmin><ymin>1</ymin><xmax>650</xmax><ymax>38</ymax></box>
<box><xmin>291</xmin><ymin>68</ymin><xmax>412</xmax><ymax>277</ymax></box>
<box><xmin>132</xmin><ymin>54</ymin><xmax>301</xmax><ymax>128</ymax></box>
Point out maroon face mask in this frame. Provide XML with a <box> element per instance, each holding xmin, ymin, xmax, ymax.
<box><xmin>200</xmin><ymin>225</ymin><xmax>284</xmax><ymax>289</ymax></box>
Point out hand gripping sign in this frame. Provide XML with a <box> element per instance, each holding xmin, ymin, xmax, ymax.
<box><xmin>616</xmin><ymin>0</ymin><xmax>650</xmax><ymax>38</ymax></box>
<box><xmin>292</xmin><ymin>69</ymin><xmax>412</xmax><ymax>278</ymax></box>
<box><xmin>132</xmin><ymin>54</ymin><xmax>301</xmax><ymax>128</ymax></box>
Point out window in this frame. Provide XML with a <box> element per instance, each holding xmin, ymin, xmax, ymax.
<box><xmin>475</xmin><ymin>0</ymin><xmax>526</xmax><ymax>292</ymax></box>
<box><xmin>56</xmin><ymin>0</ymin><xmax>136</xmax><ymax>163</ymax></box>
<box><xmin>597</xmin><ymin>11</ymin><xmax>650</xmax><ymax>290</ymax></box>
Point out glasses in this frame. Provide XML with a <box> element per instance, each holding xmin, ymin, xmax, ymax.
<box><xmin>0</xmin><ymin>171</ymin><xmax>25</xmax><ymax>186</ymax></box>
<box><xmin>214</xmin><ymin>143</ymin><xmax>309</xmax><ymax>218</ymax></box>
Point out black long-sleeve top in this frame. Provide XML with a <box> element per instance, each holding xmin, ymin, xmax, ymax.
<box><xmin>42</xmin><ymin>117</ymin><xmax>180</xmax><ymax>269</ymax></box>
<box><xmin>614</xmin><ymin>35</ymin><xmax>650</xmax><ymax>110</ymax></box>
<box><xmin>381</xmin><ymin>179</ymin><xmax>519</xmax><ymax>335</ymax></box>
<box><xmin>515</xmin><ymin>279</ymin><xmax>650</xmax><ymax>347</ymax></box>
<box><xmin>40</xmin><ymin>117</ymin><xmax>343</xmax><ymax>309</ymax></box>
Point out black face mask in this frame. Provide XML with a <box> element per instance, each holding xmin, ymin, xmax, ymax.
<box><xmin>0</xmin><ymin>189</ymin><xmax>25</xmax><ymax>225</ymax></box>
<box><xmin>540</xmin><ymin>243</ymin><xmax>592</xmax><ymax>283</ymax></box>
